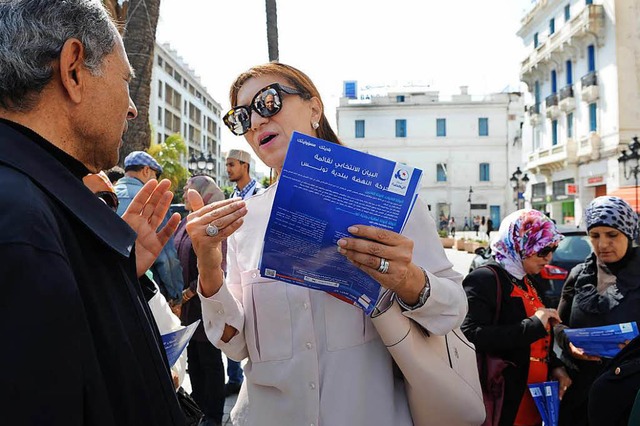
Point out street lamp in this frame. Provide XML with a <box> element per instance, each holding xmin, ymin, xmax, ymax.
<box><xmin>467</xmin><ymin>186</ymin><xmax>473</xmax><ymax>230</ymax></box>
<box><xmin>510</xmin><ymin>167</ymin><xmax>530</xmax><ymax>210</ymax></box>
<box><xmin>188</xmin><ymin>151</ymin><xmax>215</xmax><ymax>176</ymax></box>
<box><xmin>618</xmin><ymin>136</ymin><xmax>640</xmax><ymax>212</ymax></box>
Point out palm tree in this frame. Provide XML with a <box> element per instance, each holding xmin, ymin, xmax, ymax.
<box><xmin>265</xmin><ymin>0</ymin><xmax>279</xmax><ymax>62</ymax></box>
<box><xmin>103</xmin><ymin>0</ymin><xmax>161</xmax><ymax>163</ymax></box>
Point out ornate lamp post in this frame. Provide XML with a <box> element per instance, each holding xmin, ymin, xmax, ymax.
<box><xmin>618</xmin><ymin>136</ymin><xmax>640</xmax><ymax>212</ymax></box>
<box><xmin>510</xmin><ymin>167</ymin><xmax>530</xmax><ymax>210</ymax></box>
<box><xmin>188</xmin><ymin>151</ymin><xmax>214</xmax><ymax>176</ymax></box>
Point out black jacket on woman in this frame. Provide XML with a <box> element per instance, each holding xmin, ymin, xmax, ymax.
<box><xmin>461</xmin><ymin>264</ymin><xmax>549</xmax><ymax>426</ymax></box>
<box><xmin>556</xmin><ymin>247</ymin><xmax>640</xmax><ymax>426</ymax></box>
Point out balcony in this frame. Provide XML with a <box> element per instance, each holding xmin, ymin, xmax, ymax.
<box><xmin>528</xmin><ymin>104</ymin><xmax>542</xmax><ymax>126</ymax></box>
<box><xmin>558</xmin><ymin>85</ymin><xmax>576</xmax><ymax>112</ymax></box>
<box><xmin>520</xmin><ymin>4</ymin><xmax>605</xmax><ymax>87</ymax></box>
<box><xmin>527</xmin><ymin>138</ymin><xmax>578</xmax><ymax>174</ymax></box>
<box><xmin>577</xmin><ymin>132</ymin><xmax>601</xmax><ymax>162</ymax></box>
<box><xmin>581</xmin><ymin>71</ymin><xmax>599</xmax><ymax>103</ymax></box>
<box><xmin>545</xmin><ymin>94</ymin><xmax>560</xmax><ymax>119</ymax></box>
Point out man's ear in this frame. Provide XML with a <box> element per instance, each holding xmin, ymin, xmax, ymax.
<box><xmin>58</xmin><ymin>38</ymin><xmax>88</xmax><ymax>104</ymax></box>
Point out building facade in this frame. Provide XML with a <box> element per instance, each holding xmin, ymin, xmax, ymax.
<box><xmin>518</xmin><ymin>0</ymin><xmax>640</xmax><ymax>224</ymax></box>
<box><xmin>336</xmin><ymin>84</ymin><xmax>524</xmax><ymax>230</ymax></box>
<box><xmin>149</xmin><ymin>42</ymin><xmax>224</xmax><ymax>183</ymax></box>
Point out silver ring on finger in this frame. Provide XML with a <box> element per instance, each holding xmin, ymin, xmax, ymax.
<box><xmin>205</xmin><ymin>223</ymin><xmax>219</xmax><ymax>237</ymax></box>
<box><xmin>377</xmin><ymin>257</ymin><xmax>390</xmax><ymax>274</ymax></box>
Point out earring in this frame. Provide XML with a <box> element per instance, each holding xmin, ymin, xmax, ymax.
<box><xmin>312</xmin><ymin>122</ymin><xmax>319</xmax><ymax>130</ymax></box>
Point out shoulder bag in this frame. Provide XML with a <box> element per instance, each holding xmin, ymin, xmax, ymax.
<box><xmin>478</xmin><ymin>266</ymin><xmax>514</xmax><ymax>426</ymax></box>
<box><xmin>176</xmin><ymin>387</ymin><xmax>204</xmax><ymax>426</ymax></box>
<box><xmin>371</xmin><ymin>290</ymin><xmax>486</xmax><ymax>426</ymax></box>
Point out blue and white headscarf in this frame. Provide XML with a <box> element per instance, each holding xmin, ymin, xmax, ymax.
<box><xmin>584</xmin><ymin>196</ymin><xmax>639</xmax><ymax>241</ymax></box>
<box><xmin>491</xmin><ymin>209</ymin><xmax>564</xmax><ymax>279</ymax></box>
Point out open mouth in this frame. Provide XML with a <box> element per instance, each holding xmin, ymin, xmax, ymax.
<box><xmin>260</xmin><ymin>134</ymin><xmax>276</xmax><ymax>146</ymax></box>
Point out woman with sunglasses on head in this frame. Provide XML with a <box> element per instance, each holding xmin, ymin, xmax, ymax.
<box><xmin>185</xmin><ymin>63</ymin><xmax>468</xmax><ymax>426</ymax></box>
<box><xmin>553</xmin><ymin>196</ymin><xmax>640</xmax><ymax>426</ymax></box>
<box><xmin>461</xmin><ymin>209</ymin><xmax>570</xmax><ymax>426</ymax></box>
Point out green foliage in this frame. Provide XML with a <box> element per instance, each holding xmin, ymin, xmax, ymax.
<box><xmin>437</xmin><ymin>229</ymin><xmax>449</xmax><ymax>238</ymax></box>
<box><xmin>222</xmin><ymin>186</ymin><xmax>234</xmax><ymax>199</ymax></box>
<box><xmin>147</xmin><ymin>134</ymin><xmax>188</xmax><ymax>201</ymax></box>
<box><xmin>261</xmin><ymin>176</ymin><xmax>271</xmax><ymax>188</ymax></box>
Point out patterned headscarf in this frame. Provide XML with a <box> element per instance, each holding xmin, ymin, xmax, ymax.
<box><xmin>584</xmin><ymin>196</ymin><xmax>639</xmax><ymax>241</ymax></box>
<box><xmin>491</xmin><ymin>209</ymin><xmax>564</xmax><ymax>279</ymax></box>
<box><xmin>187</xmin><ymin>176</ymin><xmax>224</xmax><ymax>206</ymax></box>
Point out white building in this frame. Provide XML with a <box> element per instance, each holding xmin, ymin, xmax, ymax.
<box><xmin>336</xmin><ymin>83</ymin><xmax>524</xmax><ymax>230</ymax></box>
<box><xmin>149</xmin><ymin>42</ymin><xmax>224</xmax><ymax>184</ymax></box>
<box><xmin>518</xmin><ymin>0</ymin><xmax>640</xmax><ymax>224</ymax></box>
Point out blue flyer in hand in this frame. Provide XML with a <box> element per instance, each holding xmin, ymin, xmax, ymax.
<box><xmin>528</xmin><ymin>383</ymin><xmax>550</xmax><ymax>425</ymax></box>
<box><xmin>161</xmin><ymin>320</ymin><xmax>200</xmax><ymax>367</ymax></box>
<box><xmin>564</xmin><ymin>322</ymin><xmax>639</xmax><ymax>358</ymax></box>
<box><xmin>260</xmin><ymin>132</ymin><xmax>423</xmax><ymax>314</ymax></box>
<box><xmin>544</xmin><ymin>381</ymin><xmax>560</xmax><ymax>426</ymax></box>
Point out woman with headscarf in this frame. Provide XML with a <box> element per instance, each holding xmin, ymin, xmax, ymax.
<box><xmin>174</xmin><ymin>175</ymin><xmax>227</xmax><ymax>426</ymax></box>
<box><xmin>554</xmin><ymin>196</ymin><xmax>640</xmax><ymax>426</ymax></box>
<box><xmin>462</xmin><ymin>209</ymin><xmax>571</xmax><ymax>426</ymax></box>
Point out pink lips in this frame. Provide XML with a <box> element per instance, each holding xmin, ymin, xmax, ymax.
<box><xmin>258</xmin><ymin>132</ymin><xmax>277</xmax><ymax>147</ymax></box>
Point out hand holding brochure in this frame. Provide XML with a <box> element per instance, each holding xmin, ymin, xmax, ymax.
<box><xmin>161</xmin><ymin>320</ymin><xmax>200</xmax><ymax>367</ymax></box>
<box><xmin>563</xmin><ymin>322</ymin><xmax>638</xmax><ymax>358</ymax></box>
<box><xmin>260</xmin><ymin>132</ymin><xmax>423</xmax><ymax>315</ymax></box>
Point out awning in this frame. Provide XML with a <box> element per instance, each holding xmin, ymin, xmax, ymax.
<box><xmin>608</xmin><ymin>186</ymin><xmax>640</xmax><ymax>211</ymax></box>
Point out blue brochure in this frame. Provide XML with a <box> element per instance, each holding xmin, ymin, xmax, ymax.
<box><xmin>544</xmin><ymin>381</ymin><xmax>559</xmax><ymax>426</ymax></box>
<box><xmin>260</xmin><ymin>131</ymin><xmax>423</xmax><ymax>315</ymax></box>
<box><xmin>528</xmin><ymin>383</ymin><xmax>550</xmax><ymax>425</ymax></box>
<box><xmin>161</xmin><ymin>320</ymin><xmax>200</xmax><ymax>367</ymax></box>
<box><xmin>564</xmin><ymin>322</ymin><xmax>639</xmax><ymax>358</ymax></box>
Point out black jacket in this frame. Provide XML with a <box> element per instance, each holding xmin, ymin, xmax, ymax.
<box><xmin>0</xmin><ymin>120</ymin><xmax>185</xmax><ymax>425</ymax></box>
<box><xmin>461</xmin><ymin>264</ymin><xmax>548</xmax><ymax>426</ymax></box>
<box><xmin>556</xmin><ymin>248</ymin><xmax>640</xmax><ymax>426</ymax></box>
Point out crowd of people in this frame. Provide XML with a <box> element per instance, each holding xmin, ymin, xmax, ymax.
<box><xmin>2</xmin><ymin>1</ymin><xmax>640</xmax><ymax>426</ymax></box>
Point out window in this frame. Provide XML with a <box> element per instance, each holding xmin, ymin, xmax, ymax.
<box><xmin>534</xmin><ymin>32</ymin><xmax>539</xmax><ymax>48</ymax></box>
<box><xmin>564</xmin><ymin>4</ymin><xmax>571</xmax><ymax>21</ymax></box>
<box><xmin>589</xmin><ymin>103</ymin><xmax>597</xmax><ymax>132</ymax></box>
<box><xmin>586</xmin><ymin>0</ymin><xmax>593</xmax><ymax>4</ymax></box>
<box><xmin>395</xmin><ymin>119</ymin><xmax>407</xmax><ymax>138</ymax></box>
<box><xmin>355</xmin><ymin>120</ymin><xmax>365</xmax><ymax>138</ymax></box>
<box><xmin>396</xmin><ymin>95</ymin><xmax>405</xmax><ymax>103</ymax></box>
<box><xmin>551</xmin><ymin>70</ymin><xmax>557</xmax><ymax>93</ymax></box>
<box><xmin>436</xmin><ymin>163</ymin><xmax>447</xmax><ymax>182</ymax></box>
<box><xmin>479</xmin><ymin>163</ymin><xmax>490</xmax><ymax>182</ymax></box>
<box><xmin>549</xmin><ymin>18</ymin><xmax>555</xmax><ymax>35</ymax></box>
<box><xmin>344</xmin><ymin>81</ymin><xmax>357</xmax><ymax>99</ymax></box>
<box><xmin>158</xmin><ymin>80</ymin><xmax>163</xmax><ymax>98</ymax></box>
<box><xmin>588</xmin><ymin>44</ymin><xmax>596</xmax><ymax>72</ymax></box>
<box><xmin>157</xmin><ymin>106</ymin><xmax>162</xmax><ymax>122</ymax></box>
<box><xmin>535</xmin><ymin>81</ymin><xmax>541</xmax><ymax>106</ymax></box>
<box><xmin>567</xmin><ymin>112</ymin><xmax>574</xmax><ymax>138</ymax></box>
<box><xmin>436</xmin><ymin>118</ymin><xmax>446</xmax><ymax>137</ymax></box>
<box><xmin>552</xmin><ymin>120</ymin><xmax>558</xmax><ymax>145</ymax></box>
<box><xmin>566</xmin><ymin>60</ymin><xmax>573</xmax><ymax>85</ymax></box>
<box><xmin>478</xmin><ymin>118</ymin><xmax>489</xmax><ymax>136</ymax></box>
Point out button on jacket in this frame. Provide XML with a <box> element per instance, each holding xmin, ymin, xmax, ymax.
<box><xmin>200</xmin><ymin>183</ymin><xmax>467</xmax><ymax>426</ymax></box>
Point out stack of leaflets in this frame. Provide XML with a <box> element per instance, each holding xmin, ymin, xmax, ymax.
<box><xmin>259</xmin><ymin>132</ymin><xmax>423</xmax><ymax>315</ymax></box>
<box><xmin>528</xmin><ymin>381</ymin><xmax>559</xmax><ymax>426</ymax></box>
<box><xmin>563</xmin><ymin>322</ymin><xmax>639</xmax><ymax>358</ymax></box>
<box><xmin>161</xmin><ymin>320</ymin><xmax>200</xmax><ymax>367</ymax></box>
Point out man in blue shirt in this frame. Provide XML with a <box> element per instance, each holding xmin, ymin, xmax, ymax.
<box><xmin>116</xmin><ymin>151</ymin><xmax>184</xmax><ymax>306</ymax></box>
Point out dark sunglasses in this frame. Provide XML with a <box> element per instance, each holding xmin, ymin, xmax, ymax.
<box><xmin>223</xmin><ymin>83</ymin><xmax>307</xmax><ymax>136</ymax></box>
<box><xmin>536</xmin><ymin>245</ymin><xmax>557</xmax><ymax>258</ymax></box>
<box><xmin>96</xmin><ymin>191</ymin><xmax>119</xmax><ymax>212</ymax></box>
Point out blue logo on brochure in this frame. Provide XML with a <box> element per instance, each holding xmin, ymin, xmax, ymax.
<box><xmin>394</xmin><ymin>169</ymin><xmax>409</xmax><ymax>181</ymax></box>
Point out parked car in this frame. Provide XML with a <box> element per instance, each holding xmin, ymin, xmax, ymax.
<box><xmin>170</xmin><ymin>203</ymin><xmax>188</xmax><ymax>219</ymax></box>
<box><xmin>468</xmin><ymin>225</ymin><xmax>592</xmax><ymax>308</ymax></box>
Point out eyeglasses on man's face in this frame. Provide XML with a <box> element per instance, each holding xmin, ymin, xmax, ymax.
<box><xmin>223</xmin><ymin>83</ymin><xmax>305</xmax><ymax>136</ymax></box>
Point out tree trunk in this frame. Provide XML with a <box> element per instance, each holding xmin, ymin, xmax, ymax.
<box><xmin>102</xmin><ymin>0</ymin><xmax>128</xmax><ymax>30</ymax></box>
<box><xmin>265</xmin><ymin>0</ymin><xmax>279</xmax><ymax>62</ymax></box>
<box><xmin>118</xmin><ymin>0</ymin><xmax>161</xmax><ymax>164</ymax></box>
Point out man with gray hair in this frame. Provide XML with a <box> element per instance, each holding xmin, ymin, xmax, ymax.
<box><xmin>0</xmin><ymin>1</ymin><xmax>184</xmax><ymax>424</ymax></box>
